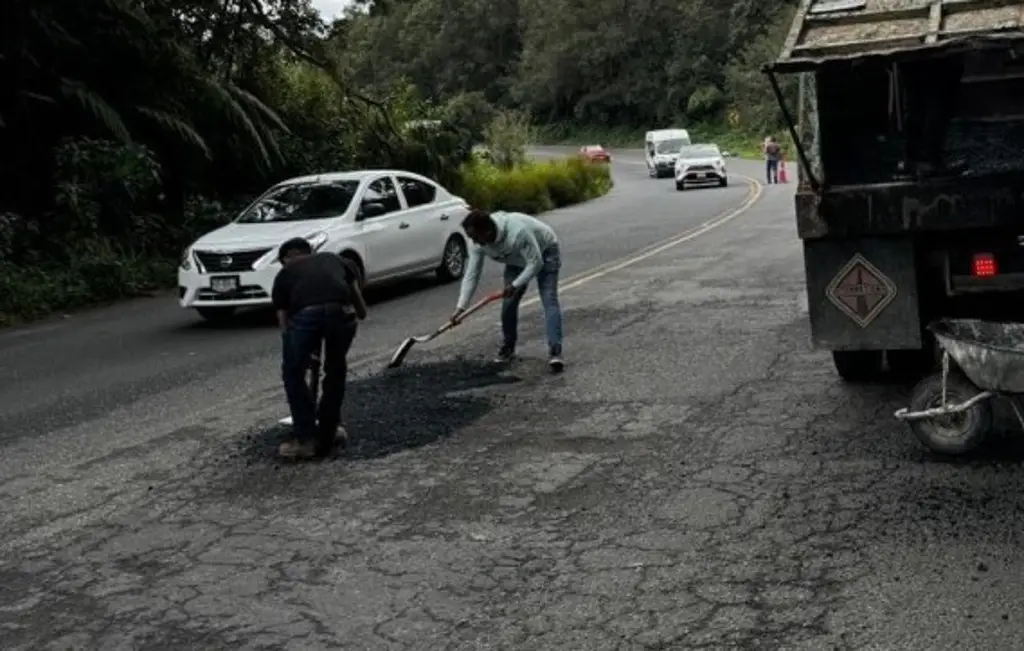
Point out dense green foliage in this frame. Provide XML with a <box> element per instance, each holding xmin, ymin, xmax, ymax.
<box><xmin>2</xmin><ymin>0</ymin><xmax>795</xmax><ymax>324</ymax></box>
<box><xmin>340</xmin><ymin>0</ymin><xmax>799</xmax><ymax>144</ymax></box>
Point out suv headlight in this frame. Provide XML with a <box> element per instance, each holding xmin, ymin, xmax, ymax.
<box><xmin>180</xmin><ymin>248</ymin><xmax>192</xmax><ymax>271</ymax></box>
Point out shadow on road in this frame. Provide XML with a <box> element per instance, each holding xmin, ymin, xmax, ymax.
<box><xmin>235</xmin><ymin>358</ymin><xmax>521</xmax><ymax>463</ymax></box>
<box><xmin>176</xmin><ymin>275</ymin><xmax>453</xmax><ymax>332</ymax></box>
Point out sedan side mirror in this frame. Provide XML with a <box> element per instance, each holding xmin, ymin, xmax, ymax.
<box><xmin>357</xmin><ymin>201</ymin><xmax>387</xmax><ymax>220</ymax></box>
<box><xmin>722</xmin><ymin>151</ymin><xmax>734</xmax><ymax>157</ymax></box>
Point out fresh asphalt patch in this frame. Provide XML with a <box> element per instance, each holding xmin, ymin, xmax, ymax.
<box><xmin>233</xmin><ymin>357</ymin><xmax>522</xmax><ymax>463</ymax></box>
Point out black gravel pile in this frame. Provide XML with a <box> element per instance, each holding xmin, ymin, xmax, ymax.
<box><xmin>236</xmin><ymin>357</ymin><xmax>521</xmax><ymax>463</ymax></box>
<box><xmin>945</xmin><ymin>121</ymin><xmax>1024</xmax><ymax>176</ymax></box>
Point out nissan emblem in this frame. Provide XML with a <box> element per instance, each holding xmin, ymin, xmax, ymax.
<box><xmin>219</xmin><ymin>255</ymin><xmax>233</xmax><ymax>268</ymax></box>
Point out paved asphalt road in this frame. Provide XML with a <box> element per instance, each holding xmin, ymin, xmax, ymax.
<box><xmin>5</xmin><ymin>150</ymin><xmax>1024</xmax><ymax>650</ymax></box>
<box><xmin>0</xmin><ymin>148</ymin><xmax>753</xmax><ymax>443</ymax></box>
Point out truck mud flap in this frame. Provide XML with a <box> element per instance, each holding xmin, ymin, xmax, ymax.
<box><xmin>804</xmin><ymin>237</ymin><xmax>921</xmax><ymax>351</ymax></box>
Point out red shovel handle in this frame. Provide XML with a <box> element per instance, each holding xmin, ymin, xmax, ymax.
<box><xmin>461</xmin><ymin>290</ymin><xmax>503</xmax><ymax>317</ymax></box>
<box><xmin>443</xmin><ymin>290</ymin><xmax>503</xmax><ymax>331</ymax></box>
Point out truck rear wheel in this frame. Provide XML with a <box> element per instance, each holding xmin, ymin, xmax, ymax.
<box><xmin>887</xmin><ymin>348</ymin><xmax>935</xmax><ymax>380</ymax></box>
<box><xmin>832</xmin><ymin>350</ymin><xmax>884</xmax><ymax>382</ymax></box>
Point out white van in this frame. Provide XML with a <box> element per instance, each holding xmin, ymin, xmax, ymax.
<box><xmin>645</xmin><ymin>129</ymin><xmax>691</xmax><ymax>178</ymax></box>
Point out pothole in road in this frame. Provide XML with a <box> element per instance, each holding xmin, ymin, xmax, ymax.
<box><xmin>233</xmin><ymin>358</ymin><xmax>521</xmax><ymax>462</ymax></box>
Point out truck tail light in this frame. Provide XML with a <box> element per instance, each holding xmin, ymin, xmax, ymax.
<box><xmin>972</xmin><ymin>252</ymin><xmax>997</xmax><ymax>277</ymax></box>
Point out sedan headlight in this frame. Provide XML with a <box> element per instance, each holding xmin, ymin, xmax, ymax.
<box><xmin>180</xmin><ymin>248</ymin><xmax>192</xmax><ymax>271</ymax></box>
<box><xmin>307</xmin><ymin>231</ymin><xmax>329</xmax><ymax>251</ymax></box>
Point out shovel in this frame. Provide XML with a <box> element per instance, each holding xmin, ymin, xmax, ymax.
<box><xmin>386</xmin><ymin>290</ymin><xmax>504</xmax><ymax>369</ymax></box>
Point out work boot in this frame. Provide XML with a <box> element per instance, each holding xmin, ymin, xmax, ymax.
<box><xmin>493</xmin><ymin>345</ymin><xmax>514</xmax><ymax>364</ymax></box>
<box><xmin>278</xmin><ymin>438</ymin><xmax>317</xmax><ymax>460</ymax></box>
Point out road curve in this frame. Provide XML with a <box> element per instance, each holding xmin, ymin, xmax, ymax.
<box><xmin>0</xmin><ymin>149</ymin><xmax>761</xmax><ymax>443</ymax></box>
<box><xmin>9</xmin><ymin>146</ymin><xmax>1024</xmax><ymax>649</ymax></box>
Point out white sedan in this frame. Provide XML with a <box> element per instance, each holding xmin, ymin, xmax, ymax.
<box><xmin>178</xmin><ymin>169</ymin><xmax>471</xmax><ymax>322</ymax></box>
<box><xmin>674</xmin><ymin>144</ymin><xmax>728</xmax><ymax>190</ymax></box>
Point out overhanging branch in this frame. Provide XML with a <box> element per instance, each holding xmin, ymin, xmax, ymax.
<box><xmin>237</xmin><ymin>0</ymin><xmax>400</xmax><ymax>143</ymax></box>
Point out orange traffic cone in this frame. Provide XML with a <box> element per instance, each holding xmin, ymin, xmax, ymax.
<box><xmin>778</xmin><ymin>157</ymin><xmax>789</xmax><ymax>183</ymax></box>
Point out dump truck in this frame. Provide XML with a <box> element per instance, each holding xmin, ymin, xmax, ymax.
<box><xmin>764</xmin><ymin>0</ymin><xmax>1024</xmax><ymax>381</ymax></box>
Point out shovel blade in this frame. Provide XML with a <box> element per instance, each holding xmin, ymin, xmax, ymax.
<box><xmin>387</xmin><ymin>337</ymin><xmax>417</xmax><ymax>368</ymax></box>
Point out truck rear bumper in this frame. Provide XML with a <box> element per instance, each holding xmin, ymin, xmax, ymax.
<box><xmin>949</xmin><ymin>272</ymin><xmax>1024</xmax><ymax>293</ymax></box>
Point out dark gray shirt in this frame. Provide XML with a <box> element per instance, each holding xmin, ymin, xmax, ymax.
<box><xmin>271</xmin><ymin>253</ymin><xmax>359</xmax><ymax>315</ymax></box>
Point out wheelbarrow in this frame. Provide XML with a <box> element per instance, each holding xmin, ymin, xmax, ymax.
<box><xmin>895</xmin><ymin>318</ymin><xmax>1024</xmax><ymax>455</ymax></box>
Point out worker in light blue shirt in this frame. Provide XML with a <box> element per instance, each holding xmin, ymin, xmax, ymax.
<box><xmin>450</xmin><ymin>208</ymin><xmax>564</xmax><ymax>372</ymax></box>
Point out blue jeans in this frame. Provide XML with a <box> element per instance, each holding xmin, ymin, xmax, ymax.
<box><xmin>281</xmin><ymin>303</ymin><xmax>357</xmax><ymax>445</ymax></box>
<box><xmin>766</xmin><ymin>159</ymin><xmax>779</xmax><ymax>183</ymax></box>
<box><xmin>502</xmin><ymin>245</ymin><xmax>563</xmax><ymax>356</ymax></box>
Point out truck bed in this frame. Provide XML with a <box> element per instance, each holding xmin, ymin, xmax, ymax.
<box><xmin>795</xmin><ymin>168</ymin><xmax>1024</xmax><ymax>239</ymax></box>
<box><xmin>776</xmin><ymin>0</ymin><xmax>1024</xmax><ymax>73</ymax></box>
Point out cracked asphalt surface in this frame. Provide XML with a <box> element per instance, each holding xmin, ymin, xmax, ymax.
<box><xmin>5</xmin><ymin>150</ymin><xmax>1024</xmax><ymax>650</ymax></box>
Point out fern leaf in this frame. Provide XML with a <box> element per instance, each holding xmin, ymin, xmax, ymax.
<box><xmin>19</xmin><ymin>91</ymin><xmax>56</xmax><ymax>104</ymax></box>
<box><xmin>199</xmin><ymin>77</ymin><xmax>272</xmax><ymax>169</ymax></box>
<box><xmin>228</xmin><ymin>84</ymin><xmax>292</xmax><ymax>134</ymax></box>
<box><xmin>59</xmin><ymin>78</ymin><xmax>132</xmax><ymax>143</ymax></box>
<box><xmin>136</xmin><ymin>107</ymin><xmax>212</xmax><ymax>159</ymax></box>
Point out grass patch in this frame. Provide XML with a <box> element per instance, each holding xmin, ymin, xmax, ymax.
<box><xmin>457</xmin><ymin>156</ymin><xmax>613</xmax><ymax>213</ymax></box>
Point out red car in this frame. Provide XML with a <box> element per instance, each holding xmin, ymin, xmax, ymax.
<box><xmin>579</xmin><ymin>144</ymin><xmax>611</xmax><ymax>163</ymax></box>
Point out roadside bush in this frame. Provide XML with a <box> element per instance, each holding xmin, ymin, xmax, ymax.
<box><xmin>0</xmin><ymin>250</ymin><xmax>174</xmax><ymax>326</ymax></box>
<box><xmin>482</xmin><ymin>109</ymin><xmax>534</xmax><ymax>170</ymax></box>
<box><xmin>457</xmin><ymin>156</ymin><xmax>612</xmax><ymax>213</ymax></box>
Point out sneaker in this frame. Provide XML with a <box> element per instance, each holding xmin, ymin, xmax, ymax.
<box><xmin>493</xmin><ymin>346</ymin><xmax>515</xmax><ymax>364</ymax></box>
<box><xmin>278</xmin><ymin>439</ymin><xmax>317</xmax><ymax>459</ymax></box>
<box><xmin>548</xmin><ymin>355</ymin><xmax>565</xmax><ymax>373</ymax></box>
<box><xmin>314</xmin><ymin>424</ymin><xmax>348</xmax><ymax>454</ymax></box>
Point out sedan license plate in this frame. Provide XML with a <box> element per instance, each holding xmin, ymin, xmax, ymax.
<box><xmin>210</xmin><ymin>275</ymin><xmax>239</xmax><ymax>293</ymax></box>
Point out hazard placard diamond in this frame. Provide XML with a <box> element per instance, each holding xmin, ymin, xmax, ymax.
<box><xmin>825</xmin><ymin>253</ymin><xmax>897</xmax><ymax>328</ymax></box>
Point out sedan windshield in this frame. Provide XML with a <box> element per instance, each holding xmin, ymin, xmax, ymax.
<box><xmin>655</xmin><ymin>139</ymin><xmax>688</xmax><ymax>154</ymax></box>
<box><xmin>236</xmin><ymin>180</ymin><xmax>360</xmax><ymax>223</ymax></box>
<box><xmin>678</xmin><ymin>145</ymin><xmax>720</xmax><ymax>159</ymax></box>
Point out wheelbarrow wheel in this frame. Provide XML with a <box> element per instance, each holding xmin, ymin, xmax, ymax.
<box><xmin>907</xmin><ymin>371</ymin><xmax>992</xmax><ymax>456</ymax></box>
